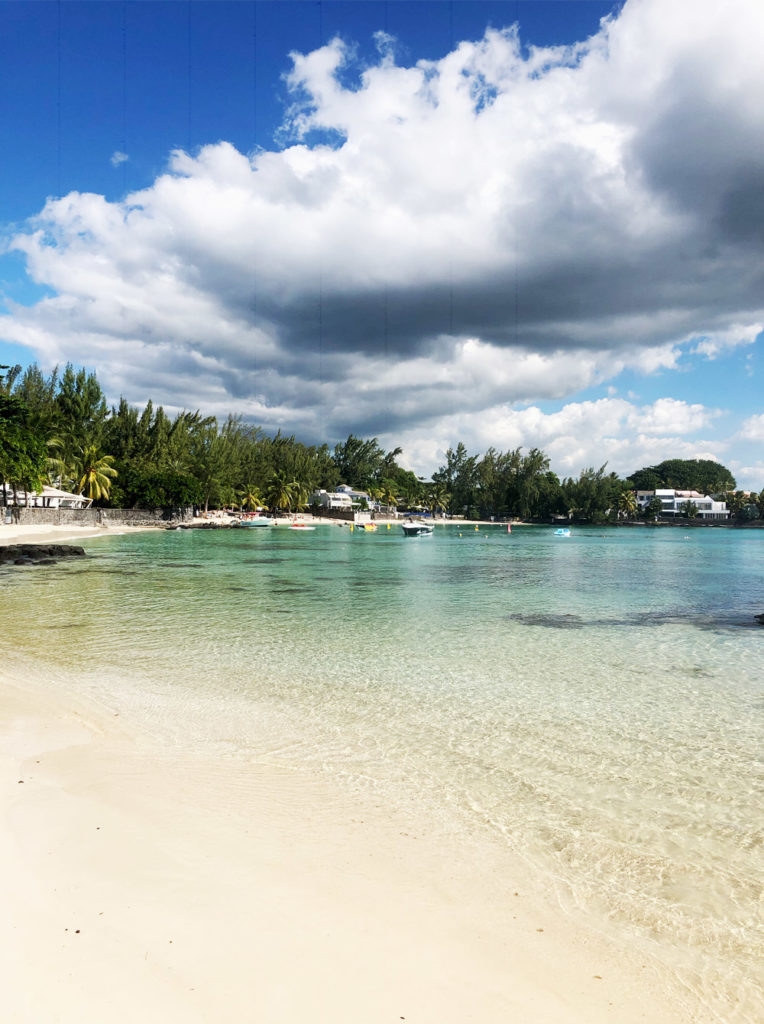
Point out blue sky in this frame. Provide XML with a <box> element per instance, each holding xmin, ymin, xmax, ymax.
<box><xmin>0</xmin><ymin>2</ymin><xmax>613</xmax><ymax>223</ymax></box>
<box><xmin>1</xmin><ymin>0</ymin><xmax>763</xmax><ymax>487</ymax></box>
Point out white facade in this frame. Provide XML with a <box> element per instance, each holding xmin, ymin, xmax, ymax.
<box><xmin>311</xmin><ymin>485</ymin><xmax>381</xmax><ymax>512</ymax></box>
<box><xmin>635</xmin><ymin>489</ymin><xmax>728</xmax><ymax>519</ymax></box>
<box><xmin>309</xmin><ymin>489</ymin><xmax>352</xmax><ymax>510</ymax></box>
<box><xmin>1</xmin><ymin>485</ymin><xmax>92</xmax><ymax>509</ymax></box>
<box><xmin>335</xmin><ymin>484</ymin><xmax>371</xmax><ymax>504</ymax></box>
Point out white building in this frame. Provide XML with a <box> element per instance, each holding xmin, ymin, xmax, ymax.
<box><xmin>1</xmin><ymin>484</ymin><xmax>92</xmax><ymax>509</ymax></box>
<box><xmin>335</xmin><ymin>484</ymin><xmax>372</xmax><ymax>505</ymax></box>
<box><xmin>309</xmin><ymin>489</ymin><xmax>353</xmax><ymax>510</ymax></box>
<box><xmin>635</xmin><ymin>489</ymin><xmax>728</xmax><ymax>519</ymax></box>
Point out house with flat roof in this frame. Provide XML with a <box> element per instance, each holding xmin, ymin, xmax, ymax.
<box><xmin>309</xmin><ymin>489</ymin><xmax>353</xmax><ymax>510</ymax></box>
<box><xmin>335</xmin><ymin>484</ymin><xmax>372</xmax><ymax>505</ymax></box>
<box><xmin>635</xmin><ymin>489</ymin><xmax>728</xmax><ymax>519</ymax></box>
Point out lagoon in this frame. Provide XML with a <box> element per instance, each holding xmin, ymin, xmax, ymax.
<box><xmin>3</xmin><ymin>523</ymin><xmax>763</xmax><ymax>1021</ymax></box>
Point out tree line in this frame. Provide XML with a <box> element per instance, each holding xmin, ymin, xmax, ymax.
<box><xmin>2</xmin><ymin>362</ymin><xmax>761</xmax><ymax>522</ymax></box>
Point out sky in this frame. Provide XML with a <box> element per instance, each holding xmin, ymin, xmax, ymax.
<box><xmin>1</xmin><ymin>0</ymin><xmax>763</xmax><ymax>487</ymax></box>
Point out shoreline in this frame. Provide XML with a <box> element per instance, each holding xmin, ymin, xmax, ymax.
<box><xmin>0</xmin><ymin>665</ymin><xmax>699</xmax><ymax>1023</ymax></box>
<box><xmin>0</xmin><ymin>522</ymin><xmax>160</xmax><ymax>547</ymax></box>
<box><xmin>4</xmin><ymin>515</ymin><xmax>757</xmax><ymax>551</ymax></box>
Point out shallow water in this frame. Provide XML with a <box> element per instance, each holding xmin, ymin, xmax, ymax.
<box><xmin>4</xmin><ymin>523</ymin><xmax>763</xmax><ymax>1020</ymax></box>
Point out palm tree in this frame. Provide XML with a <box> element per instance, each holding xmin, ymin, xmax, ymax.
<box><xmin>45</xmin><ymin>436</ymin><xmax>71</xmax><ymax>489</ymax></box>
<box><xmin>380</xmin><ymin>482</ymin><xmax>398</xmax><ymax>512</ymax></box>
<box><xmin>427</xmin><ymin>483</ymin><xmax>450</xmax><ymax>518</ymax></box>
<box><xmin>265</xmin><ymin>471</ymin><xmax>295</xmax><ymax>513</ymax></box>
<box><xmin>239</xmin><ymin>485</ymin><xmax>264</xmax><ymax>512</ymax></box>
<box><xmin>73</xmin><ymin>445</ymin><xmax>118</xmax><ymax>502</ymax></box>
<box><xmin>290</xmin><ymin>479</ymin><xmax>309</xmax><ymax>512</ymax></box>
<box><xmin>365</xmin><ymin>483</ymin><xmax>382</xmax><ymax>509</ymax></box>
<box><xmin>617</xmin><ymin>489</ymin><xmax>637</xmax><ymax>520</ymax></box>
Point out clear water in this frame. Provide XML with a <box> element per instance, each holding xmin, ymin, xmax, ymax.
<box><xmin>3</xmin><ymin>524</ymin><xmax>763</xmax><ymax>1020</ymax></box>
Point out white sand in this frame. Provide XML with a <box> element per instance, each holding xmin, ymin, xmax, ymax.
<box><xmin>0</xmin><ymin>669</ymin><xmax>698</xmax><ymax>1024</ymax></box>
<box><xmin>0</xmin><ymin>516</ymin><xmax>518</xmax><ymax>548</ymax></box>
<box><xmin>0</xmin><ymin>523</ymin><xmax>157</xmax><ymax>547</ymax></box>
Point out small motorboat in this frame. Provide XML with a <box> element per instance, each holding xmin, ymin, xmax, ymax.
<box><xmin>401</xmin><ymin>519</ymin><xmax>434</xmax><ymax>537</ymax></box>
<box><xmin>289</xmin><ymin>522</ymin><xmax>316</xmax><ymax>531</ymax></box>
<box><xmin>235</xmin><ymin>515</ymin><xmax>274</xmax><ymax>527</ymax></box>
<box><xmin>554</xmin><ymin>528</ymin><xmax>571</xmax><ymax>537</ymax></box>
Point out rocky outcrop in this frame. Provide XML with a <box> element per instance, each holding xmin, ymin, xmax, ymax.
<box><xmin>0</xmin><ymin>544</ymin><xmax>86</xmax><ymax>567</ymax></box>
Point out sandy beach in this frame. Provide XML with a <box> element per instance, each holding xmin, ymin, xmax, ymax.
<box><xmin>1</xmin><ymin>515</ymin><xmax>725</xmax><ymax>1022</ymax></box>
<box><xmin>0</xmin><ymin>515</ymin><xmax>520</xmax><ymax>550</ymax></box>
<box><xmin>0</xmin><ymin>663</ymin><xmax>699</xmax><ymax>1024</ymax></box>
<box><xmin>0</xmin><ymin>522</ymin><xmax>157</xmax><ymax>547</ymax></box>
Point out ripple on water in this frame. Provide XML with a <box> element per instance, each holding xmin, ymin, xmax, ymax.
<box><xmin>3</xmin><ymin>526</ymin><xmax>763</xmax><ymax>1021</ymax></box>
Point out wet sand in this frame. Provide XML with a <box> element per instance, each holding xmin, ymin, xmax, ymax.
<box><xmin>0</xmin><ymin>523</ymin><xmax>155</xmax><ymax>546</ymax></box>
<box><xmin>0</xmin><ymin>668</ymin><xmax>697</xmax><ymax>1024</ymax></box>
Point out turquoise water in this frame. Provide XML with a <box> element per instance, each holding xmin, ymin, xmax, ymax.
<box><xmin>4</xmin><ymin>523</ymin><xmax>763</xmax><ymax>1020</ymax></box>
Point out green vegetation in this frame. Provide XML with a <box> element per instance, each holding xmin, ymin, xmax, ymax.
<box><xmin>0</xmin><ymin>366</ymin><xmax>48</xmax><ymax>506</ymax></box>
<box><xmin>627</xmin><ymin>458</ymin><xmax>735</xmax><ymax>494</ymax></box>
<box><xmin>0</xmin><ymin>362</ymin><xmax>758</xmax><ymax>523</ymax></box>
<box><xmin>642</xmin><ymin>496</ymin><xmax>664</xmax><ymax>520</ymax></box>
<box><xmin>721</xmin><ymin>489</ymin><xmax>761</xmax><ymax>523</ymax></box>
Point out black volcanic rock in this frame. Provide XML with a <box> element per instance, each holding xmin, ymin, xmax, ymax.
<box><xmin>0</xmin><ymin>544</ymin><xmax>86</xmax><ymax>567</ymax></box>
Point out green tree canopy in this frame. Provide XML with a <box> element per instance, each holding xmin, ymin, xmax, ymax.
<box><xmin>9</xmin><ymin>360</ymin><xmax>751</xmax><ymax>523</ymax></box>
<box><xmin>54</xmin><ymin>364</ymin><xmax>108</xmax><ymax>457</ymax></box>
<box><xmin>433</xmin><ymin>442</ymin><xmax>478</xmax><ymax>514</ymax></box>
<box><xmin>561</xmin><ymin>466</ymin><xmax>622</xmax><ymax>523</ymax></box>
<box><xmin>332</xmin><ymin>434</ymin><xmax>402</xmax><ymax>488</ymax></box>
<box><xmin>627</xmin><ymin>459</ymin><xmax>735</xmax><ymax>494</ymax></box>
<box><xmin>264</xmin><ymin>470</ymin><xmax>296</xmax><ymax>512</ymax></box>
<box><xmin>0</xmin><ymin>368</ymin><xmax>48</xmax><ymax>504</ymax></box>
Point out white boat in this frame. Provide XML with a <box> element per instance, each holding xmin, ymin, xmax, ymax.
<box><xmin>401</xmin><ymin>519</ymin><xmax>434</xmax><ymax>537</ymax></box>
<box><xmin>554</xmin><ymin>527</ymin><xmax>571</xmax><ymax>537</ymax></box>
<box><xmin>235</xmin><ymin>516</ymin><xmax>273</xmax><ymax>527</ymax></box>
<box><xmin>288</xmin><ymin>522</ymin><xmax>316</xmax><ymax>531</ymax></box>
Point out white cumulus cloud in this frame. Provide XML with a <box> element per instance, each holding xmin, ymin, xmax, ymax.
<box><xmin>1</xmin><ymin>0</ymin><xmax>762</xmax><ymax>475</ymax></box>
<box><xmin>389</xmin><ymin>397</ymin><xmax>727</xmax><ymax>481</ymax></box>
<box><xmin>739</xmin><ymin>414</ymin><xmax>764</xmax><ymax>442</ymax></box>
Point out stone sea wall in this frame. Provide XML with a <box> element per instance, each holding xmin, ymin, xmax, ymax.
<box><xmin>8</xmin><ymin>506</ymin><xmax>194</xmax><ymax>527</ymax></box>
<box><xmin>314</xmin><ymin>507</ymin><xmax>361</xmax><ymax>523</ymax></box>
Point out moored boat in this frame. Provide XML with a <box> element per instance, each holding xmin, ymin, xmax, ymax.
<box><xmin>401</xmin><ymin>519</ymin><xmax>434</xmax><ymax>537</ymax></box>
<box><xmin>235</xmin><ymin>515</ymin><xmax>274</xmax><ymax>527</ymax></box>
